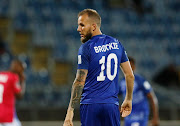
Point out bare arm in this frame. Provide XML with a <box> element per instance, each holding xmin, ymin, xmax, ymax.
<box><xmin>16</xmin><ymin>73</ymin><xmax>26</xmax><ymax>99</ymax></box>
<box><xmin>147</xmin><ymin>90</ymin><xmax>159</xmax><ymax>126</ymax></box>
<box><xmin>68</xmin><ymin>69</ymin><xmax>88</xmax><ymax>110</ymax></box>
<box><xmin>64</xmin><ymin>69</ymin><xmax>88</xmax><ymax>126</ymax></box>
<box><xmin>120</xmin><ymin>61</ymin><xmax>134</xmax><ymax>101</ymax></box>
<box><xmin>120</xmin><ymin>61</ymin><xmax>134</xmax><ymax>117</ymax></box>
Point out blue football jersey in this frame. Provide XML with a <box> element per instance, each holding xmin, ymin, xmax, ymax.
<box><xmin>119</xmin><ymin>74</ymin><xmax>152</xmax><ymax>118</ymax></box>
<box><xmin>78</xmin><ymin>34</ymin><xmax>128</xmax><ymax>105</ymax></box>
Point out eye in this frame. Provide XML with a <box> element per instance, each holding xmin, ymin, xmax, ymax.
<box><xmin>80</xmin><ymin>23</ymin><xmax>84</xmax><ymax>27</ymax></box>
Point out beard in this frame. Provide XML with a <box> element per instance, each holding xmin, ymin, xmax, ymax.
<box><xmin>81</xmin><ymin>29</ymin><xmax>92</xmax><ymax>43</ymax></box>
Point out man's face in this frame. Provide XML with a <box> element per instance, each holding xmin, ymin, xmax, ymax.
<box><xmin>77</xmin><ymin>14</ymin><xmax>93</xmax><ymax>43</ymax></box>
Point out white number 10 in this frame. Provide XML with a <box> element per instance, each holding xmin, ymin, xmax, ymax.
<box><xmin>97</xmin><ymin>53</ymin><xmax>118</xmax><ymax>81</ymax></box>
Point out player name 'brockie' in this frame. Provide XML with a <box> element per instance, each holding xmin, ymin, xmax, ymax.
<box><xmin>94</xmin><ymin>42</ymin><xmax>119</xmax><ymax>53</ymax></box>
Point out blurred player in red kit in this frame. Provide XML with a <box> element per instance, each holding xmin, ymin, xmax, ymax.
<box><xmin>0</xmin><ymin>59</ymin><xmax>26</xmax><ymax>126</ymax></box>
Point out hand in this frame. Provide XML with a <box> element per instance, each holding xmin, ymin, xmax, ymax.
<box><xmin>19</xmin><ymin>73</ymin><xmax>25</xmax><ymax>83</ymax></box>
<box><xmin>63</xmin><ymin>109</ymin><xmax>74</xmax><ymax>126</ymax></box>
<box><xmin>63</xmin><ymin>120</ymin><xmax>73</xmax><ymax>126</ymax></box>
<box><xmin>151</xmin><ymin>118</ymin><xmax>159</xmax><ymax>126</ymax></box>
<box><xmin>120</xmin><ymin>99</ymin><xmax>132</xmax><ymax>117</ymax></box>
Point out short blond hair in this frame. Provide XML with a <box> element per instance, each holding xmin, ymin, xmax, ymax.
<box><xmin>78</xmin><ymin>9</ymin><xmax>101</xmax><ymax>27</ymax></box>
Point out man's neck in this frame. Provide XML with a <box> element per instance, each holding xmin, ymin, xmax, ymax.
<box><xmin>92</xmin><ymin>29</ymin><xmax>102</xmax><ymax>37</ymax></box>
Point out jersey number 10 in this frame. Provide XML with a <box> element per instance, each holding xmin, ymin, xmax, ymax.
<box><xmin>97</xmin><ymin>53</ymin><xmax>118</xmax><ymax>81</ymax></box>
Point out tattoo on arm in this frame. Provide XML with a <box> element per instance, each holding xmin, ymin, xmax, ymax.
<box><xmin>69</xmin><ymin>70</ymin><xmax>87</xmax><ymax>110</ymax></box>
<box><xmin>70</xmin><ymin>83</ymin><xmax>84</xmax><ymax>109</ymax></box>
<box><xmin>76</xmin><ymin>70</ymin><xmax>86</xmax><ymax>82</ymax></box>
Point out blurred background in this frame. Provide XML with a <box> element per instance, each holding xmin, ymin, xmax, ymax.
<box><xmin>0</xmin><ymin>0</ymin><xmax>179</xmax><ymax>125</ymax></box>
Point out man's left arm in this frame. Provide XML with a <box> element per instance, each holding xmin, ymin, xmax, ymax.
<box><xmin>147</xmin><ymin>90</ymin><xmax>160</xmax><ymax>126</ymax></box>
<box><xmin>63</xmin><ymin>69</ymin><xmax>88</xmax><ymax>126</ymax></box>
<box><xmin>120</xmin><ymin>61</ymin><xmax>134</xmax><ymax>117</ymax></box>
<box><xmin>15</xmin><ymin>73</ymin><xmax>26</xmax><ymax>99</ymax></box>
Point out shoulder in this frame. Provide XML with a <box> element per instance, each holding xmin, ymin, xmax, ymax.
<box><xmin>80</xmin><ymin>39</ymin><xmax>92</xmax><ymax>48</ymax></box>
<box><xmin>8</xmin><ymin>72</ymin><xmax>19</xmax><ymax>81</ymax></box>
<box><xmin>0</xmin><ymin>71</ymin><xmax>15</xmax><ymax>77</ymax></box>
<box><xmin>105</xmin><ymin>35</ymin><xmax>115</xmax><ymax>40</ymax></box>
<box><xmin>135</xmin><ymin>74</ymin><xmax>152</xmax><ymax>89</ymax></box>
<box><xmin>0</xmin><ymin>72</ymin><xmax>9</xmax><ymax>81</ymax></box>
<box><xmin>78</xmin><ymin>41</ymin><xmax>92</xmax><ymax>57</ymax></box>
<box><xmin>134</xmin><ymin>74</ymin><xmax>146</xmax><ymax>84</ymax></box>
<box><xmin>0</xmin><ymin>72</ymin><xmax>18</xmax><ymax>83</ymax></box>
<box><xmin>79</xmin><ymin>42</ymin><xmax>90</xmax><ymax>53</ymax></box>
<box><xmin>104</xmin><ymin>35</ymin><xmax>119</xmax><ymax>42</ymax></box>
<box><xmin>106</xmin><ymin>35</ymin><xmax>124</xmax><ymax>47</ymax></box>
<box><xmin>135</xmin><ymin>74</ymin><xmax>146</xmax><ymax>81</ymax></box>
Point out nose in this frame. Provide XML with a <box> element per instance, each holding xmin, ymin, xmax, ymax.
<box><xmin>77</xmin><ymin>26</ymin><xmax>81</xmax><ymax>32</ymax></box>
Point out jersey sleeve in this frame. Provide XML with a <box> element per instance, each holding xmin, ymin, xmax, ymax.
<box><xmin>12</xmin><ymin>75</ymin><xmax>21</xmax><ymax>94</ymax></box>
<box><xmin>120</xmin><ymin>43</ymin><xmax>128</xmax><ymax>63</ymax></box>
<box><xmin>77</xmin><ymin>43</ymin><xmax>90</xmax><ymax>70</ymax></box>
<box><xmin>142</xmin><ymin>81</ymin><xmax>152</xmax><ymax>94</ymax></box>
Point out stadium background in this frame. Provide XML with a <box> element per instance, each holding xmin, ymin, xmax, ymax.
<box><xmin>0</xmin><ymin>0</ymin><xmax>179</xmax><ymax>125</ymax></box>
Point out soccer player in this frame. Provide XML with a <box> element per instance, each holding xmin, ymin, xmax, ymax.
<box><xmin>63</xmin><ymin>9</ymin><xmax>134</xmax><ymax>126</ymax></box>
<box><xmin>0</xmin><ymin>59</ymin><xmax>26</xmax><ymax>126</ymax></box>
<box><xmin>119</xmin><ymin>57</ymin><xmax>159</xmax><ymax>126</ymax></box>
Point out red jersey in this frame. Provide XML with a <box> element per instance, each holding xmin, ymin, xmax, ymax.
<box><xmin>0</xmin><ymin>72</ymin><xmax>21</xmax><ymax>122</ymax></box>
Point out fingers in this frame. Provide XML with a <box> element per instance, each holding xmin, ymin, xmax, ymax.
<box><xmin>121</xmin><ymin>109</ymin><xmax>131</xmax><ymax>117</ymax></box>
<box><xmin>120</xmin><ymin>100</ymin><xmax>132</xmax><ymax>117</ymax></box>
<box><xmin>120</xmin><ymin>107</ymin><xmax>123</xmax><ymax>114</ymax></box>
<box><xmin>63</xmin><ymin>120</ymin><xmax>73</xmax><ymax>126</ymax></box>
<box><xmin>120</xmin><ymin>106</ymin><xmax>131</xmax><ymax>117</ymax></box>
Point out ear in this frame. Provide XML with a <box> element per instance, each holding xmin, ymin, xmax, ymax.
<box><xmin>92</xmin><ymin>24</ymin><xmax>96</xmax><ymax>31</ymax></box>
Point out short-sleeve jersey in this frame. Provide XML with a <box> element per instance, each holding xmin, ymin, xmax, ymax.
<box><xmin>119</xmin><ymin>74</ymin><xmax>152</xmax><ymax>117</ymax></box>
<box><xmin>78</xmin><ymin>34</ymin><xmax>128</xmax><ymax>105</ymax></box>
<box><xmin>0</xmin><ymin>72</ymin><xmax>21</xmax><ymax>122</ymax></box>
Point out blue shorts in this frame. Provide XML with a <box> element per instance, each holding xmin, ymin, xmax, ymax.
<box><xmin>80</xmin><ymin>104</ymin><xmax>120</xmax><ymax>126</ymax></box>
<box><xmin>124</xmin><ymin>120</ymin><xmax>148</xmax><ymax>126</ymax></box>
<box><xmin>124</xmin><ymin>112</ymin><xmax>148</xmax><ymax>126</ymax></box>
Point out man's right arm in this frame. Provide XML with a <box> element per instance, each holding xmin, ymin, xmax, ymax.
<box><xmin>147</xmin><ymin>90</ymin><xmax>159</xmax><ymax>126</ymax></box>
<box><xmin>63</xmin><ymin>69</ymin><xmax>88</xmax><ymax>126</ymax></box>
<box><xmin>120</xmin><ymin>61</ymin><xmax>134</xmax><ymax>117</ymax></box>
